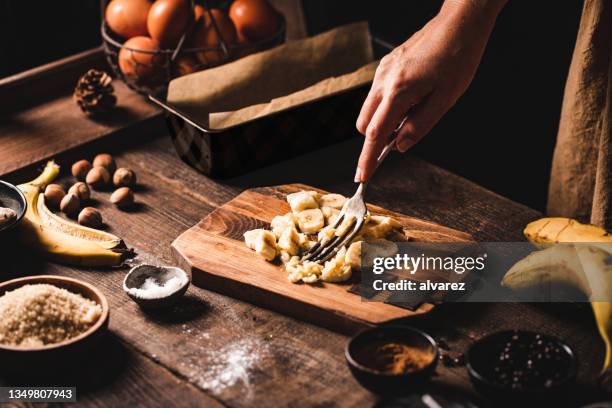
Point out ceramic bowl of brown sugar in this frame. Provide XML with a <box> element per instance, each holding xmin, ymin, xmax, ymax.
<box><xmin>345</xmin><ymin>325</ymin><xmax>439</xmax><ymax>395</ymax></box>
<box><xmin>0</xmin><ymin>275</ymin><xmax>110</xmax><ymax>374</ymax></box>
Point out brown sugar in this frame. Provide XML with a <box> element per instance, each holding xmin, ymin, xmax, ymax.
<box><xmin>0</xmin><ymin>284</ymin><xmax>101</xmax><ymax>347</ymax></box>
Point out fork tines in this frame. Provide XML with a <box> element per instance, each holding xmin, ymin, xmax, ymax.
<box><xmin>301</xmin><ymin>213</ymin><xmax>365</xmax><ymax>264</ymax></box>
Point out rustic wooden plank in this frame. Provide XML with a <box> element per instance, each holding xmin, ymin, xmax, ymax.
<box><xmin>0</xmin><ymin>332</ymin><xmax>222</xmax><ymax>408</ymax></box>
<box><xmin>0</xmin><ymin>79</ymin><xmax>161</xmax><ymax>179</ymax></box>
<box><xmin>1</xmin><ymin>133</ymin><xmax>604</xmax><ymax>407</ymax></box>
<box><xmin>0</xmin><ymin>48</ymin><xmax>108</xmax><ymax>113</ymax></box>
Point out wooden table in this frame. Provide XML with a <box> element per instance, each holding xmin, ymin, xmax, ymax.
<box><xmin>0</xmin><ymin>52</ymin><xmax>606</xmax><ymax>408</ymax></box>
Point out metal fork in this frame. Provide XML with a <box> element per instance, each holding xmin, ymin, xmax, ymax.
<box><xmin>302</xmin><ymin>117</ymin><xmax>408</xmax><ymax>264</ymax></box>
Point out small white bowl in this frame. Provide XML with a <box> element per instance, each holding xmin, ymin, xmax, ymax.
<box><xmin>123</xmin><ymin>264</ymin><xmax>190</xmax><ymax>309</ymax></box>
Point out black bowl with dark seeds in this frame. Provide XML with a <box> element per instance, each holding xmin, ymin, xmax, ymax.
<box><xmin>467</xmin><ymin>330</ymin><xmax>576</xmax><ymax>403</ymax></box>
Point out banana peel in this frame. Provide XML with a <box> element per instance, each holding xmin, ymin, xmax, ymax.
<box><xmin>504</xmin><ymin>217</ymin><xmax>612</xmax><ymax>375</ymax></box>
<box><xmin>17</xmin><ymin>161</ymin><xmax>128</xmax><ymax>267</ymax></box>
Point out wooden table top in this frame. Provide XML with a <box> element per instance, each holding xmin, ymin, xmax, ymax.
<box><xmin>1</xmin><ymin>130</ymin><xmax>606</xmax><ymax>407</ymax></box>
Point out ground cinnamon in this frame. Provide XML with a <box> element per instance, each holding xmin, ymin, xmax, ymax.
<box><xmin>355</xmin><ymin>340</ymin><xmax>434</xmax><ymax>375</ymax></box>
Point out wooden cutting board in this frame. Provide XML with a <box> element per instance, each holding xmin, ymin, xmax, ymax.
<box><xmin>172</xmin><ymin>184</ymin><xmax>474</xmax><ymax>333</ymax></box>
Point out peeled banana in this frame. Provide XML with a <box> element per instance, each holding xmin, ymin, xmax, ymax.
<box><xmin>296</xmin><ymin>208</ymin><xmax>324</xmax><ymax>234</ymax></box>
<box><xmin>244</xmin><ymin>190</ymin><xmax>408</xmax><ymax>284</ymax></box>
<box><xmin>17</xmin><ymin>161</ymin><xmax>127</xmax><ymax>267</ymax></box>
<box><xmin>503</xmin><ymin>216</ymin><xmax>612</xmax><ymax>375</ymax></box>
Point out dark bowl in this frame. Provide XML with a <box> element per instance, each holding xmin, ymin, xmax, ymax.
<box><xmin>123</xmin><ymin>264</ymin><xmax>190</xmax><ymax>309</ymax></box>
<box><xmin>0</xmin><ymin>180</ymin><xmax>27</xmax><ymax>236</ymax></box>
<box><xmin>467</xmin><ymin>330</ymin><xmax>577</xmax><ymax>403</ymax></box>
<box><xmin>0</xmin><ymin>275</ymin><xmax>110</xmax><ymax>374</ymax></box>
<box><xmin>346</xmin><ymin>325</ymin><xmax>439</xmax><ymax>395</ymax></box>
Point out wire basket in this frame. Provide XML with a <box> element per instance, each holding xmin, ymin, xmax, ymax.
<box><xmin>101</xmin><ymin>0</ymin><xmax>286</xmax><ymax>96</ymax></box>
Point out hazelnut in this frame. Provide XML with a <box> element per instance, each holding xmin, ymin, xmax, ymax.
<box><xmin>44</xmin><ymin>184</ymin><xmax>65</xmax><ymax>208</ymax></box>
<box><xmin>86</xmin><ymin>167</ymin><xmax>110</xmax><ymax>190</ymax></box>
<box><xmin>78</xmin><ymin>207</ymin><xmax>102</xmax><ymax>228</ymax></box>
<box><xmin>93</xmin><ymin>153</ymin><xmax>116</xmax><ymax>174</ymax></box>
<box><xmin>71</xmin><ymin>160</ymin><xmax>92</xmax><ymax>181</ymax></box>
<box><xmin>60</xmin><ymin>193</ymin><xmax>80</xmax><ymax>215</ymax></box>
<box><xmin>113</xmin><ymin>168</ymin><xmax>137</xmax><ymax>187</ymax></box>
<box><xmin>110</xmin><ymin>187</ymin><xmax>134</xmax><ymax>208</ymax></box>
<box><xmin>68</xmin><ymin>182</ymin><xmax>91</xmax><ymax>201</ymax></box>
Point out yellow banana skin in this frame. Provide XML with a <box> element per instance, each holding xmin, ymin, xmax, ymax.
<box><xmin>17</xmin><ymin>161</ymin><xmax>126</xmax><ymax>267</ymax></box>
<box><xmin>505</xmin><ymin>217</ymin><xmax>612</xmax><ymax>375</ymax></box>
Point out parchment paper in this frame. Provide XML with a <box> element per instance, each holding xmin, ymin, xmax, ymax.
<box><xmin>167</xmin><ymin>22</ymin><xmax>374</xmax><ymax>127</ymax></box>
<box><xmin>210</xmin><ymin>61</ymin><xmax>378</xmax><ymax>129</ymax></box>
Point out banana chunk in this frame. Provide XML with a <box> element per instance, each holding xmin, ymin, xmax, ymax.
<box><xmin>345</xmin><ymin>241</ymin><xmax>362</xmax><ymax>269</ymax></box>
<box><xmin>278</xmin><ymin>227</ymin><xmax>300</xmax><ymax>256</ymax></box>
<box><xmin>317</xmin><ymin>193</ymin><xmax>347</xmax><ymax>209</ymax></box>
<box><xmin>287</xmin><ymin>191</ymin><xmax>319</xmax><ymax>213</ymax></box>
<box><xmin>271</xmin><ymin>213</ymin><xmax>296</xmax><ymax>239</ymax></box>
<box><xmin>321</xmin><ymin>247</ymin><xmax>352</xmax><ymax>282</ymax></box>
<box><xmin>296</xmin><ymin>208</ymin><xmax>325</xmax><ymax>234</ymax></box>
<box><xmin>321</xmin><ymin>206</ymin><xmax>340</xmax><ymax>226</ymax></box>
<box><xmin>336</xmin><ymin>215</ymin><xmax>356</xmax><ymax>237</ymax></box>
<box><xmin>244</xmin><ymin>229</ymin><xmax>278</xmax><ymax>261</ymax></box>
<box><xmin>362</xmin><ymin>215</ymin><xmax>403</xmax><ymax>240</ymax></box>
<box><xmin>317</xmin><ymin>225</ymin><xmax>336</xmax><ymax>244</ymax></box>
<box><xmin>286</xmin><ymin>256</ymin><xmax>323</xmax><ymax>283</ymax></box>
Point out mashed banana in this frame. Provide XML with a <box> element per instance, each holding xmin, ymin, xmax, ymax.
<box><xmin>244</xmin><ymin>191</ymin><xmax>407</xmax><ymax>284</ymax></box>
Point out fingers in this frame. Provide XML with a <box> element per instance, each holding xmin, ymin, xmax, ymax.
<box><xmin>355</xmin><ymin>97</ymin><xmax>408</xmax><ymax>182</ymax></box>
<box><xmin>356</xmin><ymin>89</ymin><xmax>381</xmax><ymax>135</ymax></box>
<box><xmin>395</xmin><ymin>91</ymin><xmax>449</xmax><ymax>153</ymax></box>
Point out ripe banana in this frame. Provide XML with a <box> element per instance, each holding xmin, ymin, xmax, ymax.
<box><xmin>317</xmin><ymin>193</ymin><xmax>347</xmax><ymax>209</ymax></box>
<box><xmin>296</xmin><ymin>208</ymin><xmax>324</xmax><ymax>234</ymax></box>
<box><xmin>287</xmin><ymin>191</ymin><xmax>319</xmax><ymax>212</ymax></box>
<box><xmin>503</xmin><ymin>216</ymin><xmax>612</xmax><ymax>375</ymax></box>
<box><xmin>17</xmin><ymin>161</ymin><xmax>127</xmax><ymax>267</ymax></box>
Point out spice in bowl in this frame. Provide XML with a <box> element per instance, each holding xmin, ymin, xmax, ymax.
<box><xmin>354</xmin><ymin>340</ymin><xmax>435</xmax><ymax>375</ymax></box>
<box><xmin>0</xmin><ymin>284</ymin><xmax>102</xmax><ymax>347</ymax></box>
<box><xmin>346</xmin><ymin>325</ymin><xmax>439</xmax><ymax>395</ymax></box>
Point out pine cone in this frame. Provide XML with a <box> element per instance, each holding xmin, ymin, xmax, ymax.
<box><xmin>74</xmin><ymin>69</ymin><xmax>117</xmax><ymax>115</ymax></box>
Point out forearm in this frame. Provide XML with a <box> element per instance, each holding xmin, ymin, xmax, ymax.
<box><xmin>440</xmin><ymin>0</ymin><xmax>508</xmax><ymax>32</ymax></box>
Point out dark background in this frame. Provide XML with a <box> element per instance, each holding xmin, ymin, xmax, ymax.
<box><xmin>0</xmin><ymin>0</ymin><xmax>583</xmax><ymax>212</ymax></box>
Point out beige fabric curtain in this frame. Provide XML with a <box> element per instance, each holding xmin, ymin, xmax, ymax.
<box><xmin>548</xmin><ymin>0</ymin><xmax>612</xmax><ymax>229</ymax></box>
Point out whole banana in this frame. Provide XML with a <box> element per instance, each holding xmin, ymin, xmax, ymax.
<box><xmin>17</xmin><ymin>161</ymin><xmax>127</xmax><ymax>266</ymax></box>
<box><xmin>502</xmin><ymin>217</ymin><xmax>612</xmax><ymax>375</ymax></box>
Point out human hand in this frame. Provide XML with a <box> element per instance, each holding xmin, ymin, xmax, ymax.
<box><xmin>354</xmin><ymin>0</ymin><xmax>507</xmax><ymax>182</ymax></box>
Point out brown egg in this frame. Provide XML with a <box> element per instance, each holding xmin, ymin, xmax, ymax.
<box><xmin>105</xmin><ymin>0</ymin><xmax>152</xmax><ymax>39</ymax></box>
<box><xmin>172</xmin><ymin>55</ymin><xmax>200</xmax><ymax>77</ymax></box>
<box><xmin>147</xmin><ymin>0</ymin><xmax>192</xmax><ymax>49</ymax></box>
<box><xmin>118</xmin><ymin>36</ymin><xmax>165</xmax><ymax>85</ymax></box>
<box><xmin>229</xmin><ymin>0</ymin><xmax>281</xmax><ymax>42</ymax></box>
<box><xmin>191</xmin><ymin>8</ymin><xmax>236</xmax><ymax>65</ymax></box>
<box><xmin>193</xmin><ymin>4</ymin><xmax>206</xmax><ymax>23</ymax></box>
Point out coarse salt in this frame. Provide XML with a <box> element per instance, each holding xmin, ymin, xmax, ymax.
<box><xmin>127</xmin><ymin>276</ymin><xmax>187</xmax><ymax>299</ymax></box>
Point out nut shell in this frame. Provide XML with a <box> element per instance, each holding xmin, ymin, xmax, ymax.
<box><xmin>93</xmin><ymin>154</ymin><xmax>116</xmax><ymax>174</ymax></box>
<box><xmin>68</xmin><ymin>182</ymin><xmax>91</xmax><ymax>201</ymax></box>
<box><xmin>44</xmin><ymin>184</ymin><xmax>66</xmax><ymax>208</ymax></box>
<box><xmin>110</xmin><ymin>187</ymin><xmax>135</xmax><ymax>208</ymax></box>
<box><xmin>78</xmin><ymin>207</ymin><xmax>103</xmax><ymax>228</ymax></box>
<box><xmin>86</xmin><ymin>167</ymin><xmax>111</xmax><ymax>190</ymax></box>
<box><xmin>60</xmin><ymin>193</ymin><xmax>81</xmax><ymax>215</ymax></box>
<box><xmin>71</xmin><ymin>160</ymin><xmax>92</xmax><ymax>181</ymax></box>
<box><xmin>113</xmin><ymin>168</ymin><xmax>137</xmax><ymax>187</ymax></box>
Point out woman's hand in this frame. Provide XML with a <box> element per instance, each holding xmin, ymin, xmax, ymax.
<box><xmin>354</xmin><ymin>0</ymin><xmax>507</xmax><ymax>182</ymax></box>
